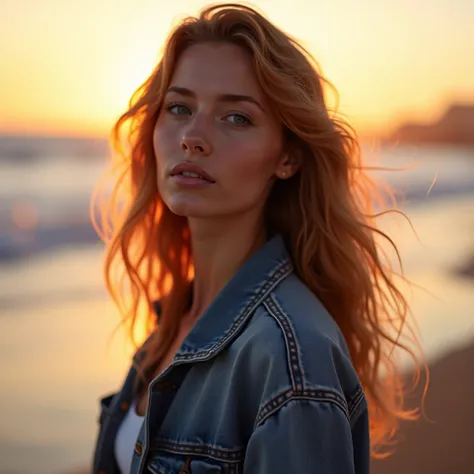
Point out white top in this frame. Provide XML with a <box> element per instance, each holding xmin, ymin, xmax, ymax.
<box><xmin>114</xmin><ymin>400</ymin><xmax>145</xmax><ymax>474</ymax></box>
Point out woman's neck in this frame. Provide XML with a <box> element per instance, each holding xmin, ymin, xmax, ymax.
<box><xmin>186</xmin><ymin>212</ymin><xmax>267</xmax><ymax>321</ymax></box>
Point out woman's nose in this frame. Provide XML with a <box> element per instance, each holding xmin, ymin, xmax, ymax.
<box><xmin>180</xmin><ymin>135</ymin><xmax>211</xmax><ymax>156</ymax></box>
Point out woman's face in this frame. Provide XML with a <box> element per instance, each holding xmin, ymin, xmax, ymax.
<box><xmin>153</xmin><ymin>42</ymin><xmax>294</xmax><ymax>219</ymax></box>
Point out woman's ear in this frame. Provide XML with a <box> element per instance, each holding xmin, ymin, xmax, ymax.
<box><xmin>275</xmin><ymin>149</ymin><xmax>301</xmax><ymax>180</ymax></box>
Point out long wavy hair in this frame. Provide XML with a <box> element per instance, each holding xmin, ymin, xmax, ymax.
<box><xmin>91</xmin><ymin>2</ymin><xmax>424</xmax><ymax>457</ymax></box>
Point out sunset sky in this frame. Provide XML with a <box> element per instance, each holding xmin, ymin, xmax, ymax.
<box><xmin>1</xmin><ymin>0</ymin><xmax>473</xmax><ymax>138</ymax></box>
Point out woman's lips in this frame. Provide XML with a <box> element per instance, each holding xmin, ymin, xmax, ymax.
<box><xmin>170</xmin><ymin>162</ymin><xmax>215</xmax><ymax>183</ymax></box>
<box><xmin>171</xmin><ymin>173</ymin><xmax>215</xmax><ymax>188</ymax></box>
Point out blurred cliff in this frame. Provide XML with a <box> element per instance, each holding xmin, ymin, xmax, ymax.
<box><xmin>387</xmin><ymin>103</ymin><xmax>474</xmax><ymax>147</ymax></box>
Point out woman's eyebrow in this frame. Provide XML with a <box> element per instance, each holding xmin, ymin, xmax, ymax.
<box><xmin>166</xmin><ymin>85</ymin><xmax>265</xmax><ymax>112</ymax></box>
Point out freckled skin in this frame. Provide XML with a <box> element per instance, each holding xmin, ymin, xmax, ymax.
<box><xmin>153</xmin><ymin>43</ymin><xmax>289</xmax><ymax>219</ymax></box>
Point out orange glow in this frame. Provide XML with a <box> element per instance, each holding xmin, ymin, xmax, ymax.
<box><xmin>1</xmin><ymin>0</ymin><xmax>473</xmax><ymax>138</ymax></box>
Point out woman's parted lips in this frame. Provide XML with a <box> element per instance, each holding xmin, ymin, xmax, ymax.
<box><xmin>170</xmin><ymin>162</ymin><xmax>216</xmax><ymax>183</ymax></box>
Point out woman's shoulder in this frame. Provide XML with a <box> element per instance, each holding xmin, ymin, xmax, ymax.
<box><xmin>251</xmin><ymin>272</ymin><xmax>350</xmax><ymax>358</ymax></box>
<box><xmin>240</xmin><ymin>273</ymin><xmax>363</xmax><ymax>416</ymax></box>
<box><xmin>269</xmin><ymin>273</ymin><xmax>347</xmax><ymax>348</ymax></box>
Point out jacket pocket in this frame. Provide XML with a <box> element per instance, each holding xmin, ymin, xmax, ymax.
<box><xmin>147</xmin><ymin>451</ymin><xmax>242</xmax><ymax>474</ymax></box>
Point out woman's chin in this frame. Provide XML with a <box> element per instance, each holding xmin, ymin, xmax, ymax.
<box><xmin>165</xmin><ymin>198</ymin><xmax>215</xmax><ymax>218</ymax></box>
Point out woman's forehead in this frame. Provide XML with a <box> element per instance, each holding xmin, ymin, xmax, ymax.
<box><xmin>169</xmin><ymin>43</ymin><xmax>265</xmax><ymax>101</ymax></box>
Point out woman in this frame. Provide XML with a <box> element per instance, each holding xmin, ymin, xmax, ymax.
<box><xmin>91</xmin><ymin>3</ymin><xmax>421</xmax><ymax>474</ymax></box>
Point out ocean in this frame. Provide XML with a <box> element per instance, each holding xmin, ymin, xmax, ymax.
<box><xmin>0</xmin><ymin>136</ymin><xmax>473</xmax><ymax>473</ymax></box>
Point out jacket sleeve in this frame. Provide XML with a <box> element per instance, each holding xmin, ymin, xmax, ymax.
<box><xmin>243</xmin><ymin>397</ymin><xmax>369</xmax><ymax>474</ymax></box>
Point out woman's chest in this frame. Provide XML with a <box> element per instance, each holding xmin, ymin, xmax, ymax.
<box><xmin>140</xmin><ymin>355</ymin><xmax>250</xmax><ymax>474</ymax></box>
<box><xmin>95</xmin><ymin>325</ymin><xmax>268</xmax><ymax>474</ymax></box>
<box><xmin>136</xmin><ymin>319</ymin><xmax>195</xmax><ymax>415</ymax></box>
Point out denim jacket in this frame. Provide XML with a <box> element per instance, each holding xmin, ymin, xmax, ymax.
<box><xmin>92</xmin><ymin>234</ymin><xmax>370</xmax><ymax>474</ymax></box>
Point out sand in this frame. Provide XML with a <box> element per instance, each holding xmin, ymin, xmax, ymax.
<box><xmin>371</xmin><ymin>341</ymin><xmax>474</xmax><ymax>474</ymax></box>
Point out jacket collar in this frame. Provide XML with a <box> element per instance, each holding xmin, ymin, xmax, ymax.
<box><xmin>171</xmin><ymin>233</ymin><xmax>293</xmax><ymax>361</ymax></box>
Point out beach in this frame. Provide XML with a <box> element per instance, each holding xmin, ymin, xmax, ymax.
<box><xmin>2</xmin><ymin>0</ymin><xmax>474</xmax><ymax>471</ymax></box>
<box><xmin>372</xmin><ymin>339</ymin><xmax>474</xmax><ymax>474</ymax></box>
<box><xmin>0</xmin><ymin>141</ymin><xmax>473</xmax><ymax>473</ymax></box>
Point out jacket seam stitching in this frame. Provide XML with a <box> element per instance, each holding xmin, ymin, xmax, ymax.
<box><xmin>256</xmin><ymin>388</ymin><xmax>350</xmax><ymax>427</ymax></box>
<box><xmin>263</xmin><ymin>294</ymin><xmax>305</xmax><ymax>392</ymax></box>
<box><xmin>347</xmin><ymin>385</ymin><xmax>366</xmax><ymax>422</ymax></box>
<box><xmin>148</xmin><ymin>439</ymin><xmax>245</xmax><ymax>462</ymax></box>
<box><xmin>174</xmin><ymin>260</ymin><xmax>293</xmax><ymax>362</ymax></box>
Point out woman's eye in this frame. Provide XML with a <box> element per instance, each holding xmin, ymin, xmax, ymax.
<box><xmin>167</xmin><ymin>104</ymin><xmax>191</xmax><ymax>115</ymax></box>
<box><xmin>165</xmin><ymin>105</ymin><xmax>251</xmax><ymax>125</ymax></box>
<box><xmin>226</xmin><ymin>114</ymin><xmax>252</xmax><ymax>126</ymax></box>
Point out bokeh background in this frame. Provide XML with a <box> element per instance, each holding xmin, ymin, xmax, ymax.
<box><xmin>1</xmin><ymin>1</ymin><xmax>473</xmax><ymax>473</ymax></box>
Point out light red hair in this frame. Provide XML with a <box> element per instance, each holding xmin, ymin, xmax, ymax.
<box><xmin>91</xmin><ymin>3</ymin><xmax>425</xmax><ymax>457</ymax></box>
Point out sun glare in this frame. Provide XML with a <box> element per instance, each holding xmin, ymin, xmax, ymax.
<box><xmin>107</xmin><ymin>42</ymin><xmax>161</xmax><ymax>117</ymax></box>
<box><xmin>0</xmin><ymin>1</ymin><xmax>472</xmax><ymax>138</ymax></box>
